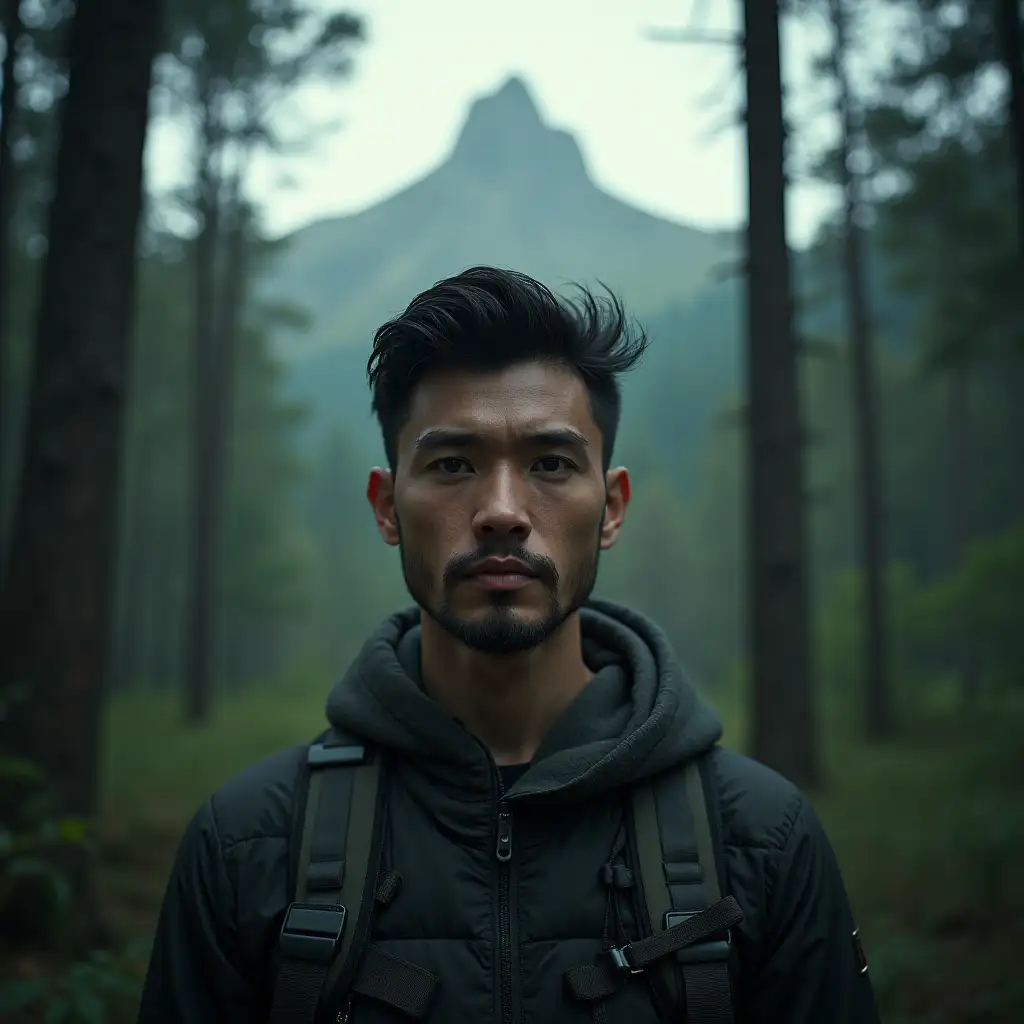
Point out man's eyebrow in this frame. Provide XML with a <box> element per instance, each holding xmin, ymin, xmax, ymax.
<box><xmin>527</xmin><ymin>428</ymin><xmax>589</xmax><ymax>449</ymax></box>
<box><xmin>413</xmin><ymin>427</ymin><xmax>590</xmax><ymax>451</ymax></box>
<box><xmin>413</xmin><ymin>428</ymin><xmax>478</xmax><ymax>451</ymax></box>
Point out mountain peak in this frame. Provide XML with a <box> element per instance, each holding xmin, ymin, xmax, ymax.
<box><xmin>448</xmin><ymin>74</ymin><xmax>588</xmax><ymax>184</ymax></box>
<box><xmin>484</xmin><ymin>75</ymin><xmax>538</xmax><ymax>117</ymax></box>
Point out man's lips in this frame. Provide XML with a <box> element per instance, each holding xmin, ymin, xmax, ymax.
<box><xmin>465</xmin><ymin>558</ymin><xmax>537</xmax><ymax>590</ymax></box>
<box><xmin>467</xmin><ymin>557</ymin><xmax>536</xmax><ymax>577</ymax></box>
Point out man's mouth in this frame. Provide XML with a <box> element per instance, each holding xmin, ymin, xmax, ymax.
<box><xmin>466</xmin><ymin>557</ymin><xmax>537</xmax><ymax>590</ymax></box>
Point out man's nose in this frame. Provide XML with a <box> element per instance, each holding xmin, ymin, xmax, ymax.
<box><xmin>471</xmin><ymin>467</ymin><xmax>531</xmax><ymax>539</ymax></box>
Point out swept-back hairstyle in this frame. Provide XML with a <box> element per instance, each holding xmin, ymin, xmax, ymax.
<box><xmin>366</xmin><ymin>266</ymin><xmax>649</xmax><ymax>470</ymax></box>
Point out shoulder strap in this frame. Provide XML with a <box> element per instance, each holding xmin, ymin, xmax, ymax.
<box><xmin>562</xmin><ymin>754</ymin><xmax>742</xmax><ymax>1017</ymax></box>
<box><xmin>269</xmin><ymin>728</ymin><xmax>384</xmax><ymax>1024</ymax></box>
<box><xmin>631</xmin><ymin>752</ymin><xmax>737</xmax><ymax>1024</ymax></box>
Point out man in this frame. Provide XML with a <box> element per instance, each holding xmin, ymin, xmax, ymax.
<box><xmin>138</xmin><ymin>267</ymin><xmax>880</xmax><ymax>1023</ymax></box>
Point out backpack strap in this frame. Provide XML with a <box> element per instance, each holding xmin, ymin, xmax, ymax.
<box><xmin>563</xmin><ymin>753</ymin><xmax>741</xmax><ymax>1022</ymax></box>
<box><xmin>269</xmin><ymin>729</ymin><xmax>439</xmax><ymax>1023</ymax></box>
<box><xmin>633</xmin><ymin>754</ymin><xmax>737</xmax><ymax>1024</ymax></box>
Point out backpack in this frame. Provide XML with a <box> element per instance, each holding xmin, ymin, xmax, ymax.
<box><xmin>268</xmin><ymin>728</ymin><xmax>744</xmax><ymax>1024</ymax></box>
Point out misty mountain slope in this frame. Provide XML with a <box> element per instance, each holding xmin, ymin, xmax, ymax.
<box><xmin>264</xmin><ymin>76</ymin><xmax>739</xmax><ymax>361</ymax></box>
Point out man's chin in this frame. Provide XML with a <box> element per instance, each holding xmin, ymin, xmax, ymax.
<box><xmin>438</xmin><ymin>606</ymin><xmax>560</xmax><ymax>655</ymax></box>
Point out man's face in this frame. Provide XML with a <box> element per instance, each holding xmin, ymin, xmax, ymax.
<box><xmin>367</xmin><ymin>361</ymin><xmax>630</xmax><ymax>654</ymax></box>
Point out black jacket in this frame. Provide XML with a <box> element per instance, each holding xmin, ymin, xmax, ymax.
<box><xmin>137</xmin><ymin>600</ymin><xmax>880</xmax><ymax>1023</ymax></box>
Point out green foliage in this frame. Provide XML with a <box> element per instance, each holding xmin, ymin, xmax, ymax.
<box><xmin>0</xmin><ymin>943</ymin><xmax>150</xmax><ymax>1023</ymax></box>
<box><xmin>292</xmin><ymin>424</ymin><xmax>406</xmax><ymax>677</ymax></box>
<box><xmin>0</xmin><ymin>750</ymin><xmax>89</xmax><ymax>930</ymax></box>
<box><xmin>221</xmin><ymin>318</ymin><xmax>312</xmax><ymax>620</ymax></box>
<box><xmin>109</xmin><ymin>240</ymin><xmax>317</xmax><ymax>694</ymax></box>
<box><xmin>2</xmin><ymin>0</ymin><xmax>75</xmax><ymax>247</ymax></box>
<box><xmin>922</xmin><ymin>523</ymin><xmax>1024</xmax><ymax>689</ymax></box>
<box><xmin>860</xmin><ymin>0</ymin><xmax>1023</xmax><ymax>371</ymax></box>
<box><xmin>0</xmin><ymin>744</ymin><xmax>148</xmax><ymax>1018</ymax></box>
<box><xmin>156</xmin><ymin>0</ymin><xmax>365</xmax><ymax>201</ymax></box>
<box><xmin>816</xmin><ymin>564</ymin><xmax>943</xmax><ymax>711</ymax></box>
<box><xmin>816</xmin><ymin>520</ymin><xmax>1024</xmax><ymax>713</ymax></box>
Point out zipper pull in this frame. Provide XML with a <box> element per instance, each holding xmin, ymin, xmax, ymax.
<box><xmin>337</xmin><ymin>997</ymin><xmax>351</xmax><ymax>1023</ymax></box>
<box><xmin>496</xmin><ymin>804</ymin><xmax>513</xmax><ymax>862</ymax></box>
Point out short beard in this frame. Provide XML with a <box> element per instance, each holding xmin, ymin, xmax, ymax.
<box><xmin>396</xmin><ymin>515</ymin><xmax>603</xmax><ymax>655</ymax></box>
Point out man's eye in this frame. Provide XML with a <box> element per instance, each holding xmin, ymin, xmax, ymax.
<box><xmin>432</xmin><ymin>457</ymin><xmax>472</xmax><ymax>474</ymax></box>
<box><xmin>534</xmin><ymin>456</ymin><xmax>573</xmax><ymax>474</ymax></box>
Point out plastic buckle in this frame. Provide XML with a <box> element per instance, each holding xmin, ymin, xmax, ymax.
<box><xmin>607</xmin><ymin>944</ymin><xmax>645</xmax><ymax>975</ymax></box>
<box><xmin>279</xmin><ymin>902</ymin><xmax>347</xmax><ymax>963</ymax></box>
<box><xmin>664</xmin><ymin>911</ymin><xmax>732</xmax><ymax>965</ymax></box>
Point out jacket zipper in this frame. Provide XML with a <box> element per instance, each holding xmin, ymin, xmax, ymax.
<box><xmin>496</xmin><ymin>797</ymin><xmax>514</xmax><ymax>1024</ymax></box>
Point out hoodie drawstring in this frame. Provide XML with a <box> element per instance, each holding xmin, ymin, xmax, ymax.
<box><xmin>592</xmin><ymin>818</ymin><xmax>636</xmax><ymax>1023</ymax></box>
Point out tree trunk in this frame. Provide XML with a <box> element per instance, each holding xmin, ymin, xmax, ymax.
<box><xmin>209</xmin><ymin>182</ymin><xmax>247</xmax><ymax>695</ymax></box>
<box><xmin>153</xmin><ymin>485</ymin><xmax>182</xmax><ymax>690</ymax></box>
<box><xmin>0</xmin><ymin>0</ymin><xmax>25</xmax><ymax>581</ymax></box>
<box><xmin>0</xmin><ymin>0</ymin><xmax>161</xmax><ymax>949</ymax></box>
<box><xmin>107</xmin><ymin>410</ymin><xmax>145</xmax><ymax>694</ymax></box>
<box><xmin>997</xmin><ymin>0</ymin><xmax>1024</xmax><ymax>256</ymax></box>
<box><xmin>829</xmin><ymin>0</ymin><xmax>892</xmax><ymax>739</ymax></box>
<box><xmin>996</xmin><ymin>0</ymin><xmax>1024</xmax><ymax>519</ymax></box>
<box><xmin>948</xmin><ymin>365</ymin><xmax>980</xmax><ymax>703</ymax></box>
<box><xmin>184</xmin><ymin>137</ymin><xmax>248</xmax><ymax>721</ymax></box>
<box><xmin>184</xmin><ymin>114</ymin><xmax>221</xmax><ymax>724</ymax></box>
<box><xmin>742</xmin><ymin>0</ymin><xmax>819</xmax><ymax>788</ymax></box>
<box><xmin>134</xmin><ymin>447</ymin><xmax>165</xmax><ymax>691</ymax></box>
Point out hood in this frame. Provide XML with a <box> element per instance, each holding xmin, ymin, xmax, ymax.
<box><xmin>324</xmin><ymin>598</ymin><xmax>723</xmax><ymax>802</ymax></box>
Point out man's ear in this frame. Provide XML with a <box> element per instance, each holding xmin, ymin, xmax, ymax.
<box><xmin>367</xmin><ymin>467</ymin><xmax>399</xmax><ymax>546</ymax></box>
<box><xmin>600</xmin><ymin>467</ymin><xmax>630</xmax><ymax>550</ymax></box>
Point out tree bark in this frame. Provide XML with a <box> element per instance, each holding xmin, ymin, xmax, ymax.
<box><xmin>210</xmin><ymin>179</ymin><xmax>248</xmax><ymax>695</ymax></box>
<box><xmin>996</xmin><ymin>0</ymin><xmax>1024</xmax><ymax>521</ymax></box>
<box><xmin>829</xmin><ymin>0</ymin><xmax>892</xmax><ymax>738</ymax></box>
<box><xmin>742</xmin><ymin>0</ymin><xmax>819</xmax><ymax>788</ymax></box>
<box><xmin>0</xmin><ymin>0</ymin><xmax>161</xmax><ymax>949</ymax></box>
<box><xmin>184</xmin><ymin>129</ymin><xmax>249</xmax><ymax>721</ymax></box>
<box><xmin>997</xmin><ymin>0</ymin><xmax>1024</xmax><ymax>257</ymax></box>
<box><xmin>0</xmin><ymin>0</ymin><xmax>25</xmax><ymax>581</ymax></box>
<box><xmin>184</xmin><ymin>107</ymin><xmax>221</xmax><ymax>724</ymax></box>
<box><xmin>948</xmin><ymin>365</ymin><xmax>980</xmax><ymax>703</ymax></box>
<box><xmin>107</xmin><ymin>410</ymin><xmax>144</xmax><ymax>694</ymax></box>
<box><xmin>153</xmin><ymin>484</ymin><xmax>182</xmax><ymax>690</ymax></box>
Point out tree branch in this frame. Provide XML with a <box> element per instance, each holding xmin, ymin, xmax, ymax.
<box><xmin>644</xmin><ymin>27</ymin><xmax>739</xmax><ymax>47</ymax></box>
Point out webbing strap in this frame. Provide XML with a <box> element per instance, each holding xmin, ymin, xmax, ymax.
<box><xmin>564</xmin><ymin>896</ymin><xmax>743</xmax><ymax>1000</ymax></box>
<box><xmin>269</xmin><ymin>731</ymin><xmax>380</xmax><ymax>1024</ymax></box>
<box><xmin>270</xmin><ymin>959</ymin><xmax>333</xmax><ymax>1022</ymax></box>
<box><xmin>319</xmin><ymin>746</ymin><xmax>382</xmax><ymax>993</ymax></box>
<box><xmin>351</xmin><ymin>943</ymin><xmax>440</xmax><ymax>1017</ymax></box>
<box><xmin>647</xmin><ymin>759</ymin><xmax>737</xmax><ymax>1024</ymax></box>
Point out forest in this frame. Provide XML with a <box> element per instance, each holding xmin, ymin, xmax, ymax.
<box><xmin>0</xmin><ymin>0</ymin><xmax>1022</xmax><ymax>1020</ymax></box>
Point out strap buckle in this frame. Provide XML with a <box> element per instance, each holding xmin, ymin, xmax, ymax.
<box><xmin>664</xmin><ymin>910</ymin><xmax>732</xmax><ymax>965</ymax></box>
<box><xmin>279</xmin><ymin>902</ymin><xmax>347</xmax><ymax>964</ymax></box>
<box><xmin>607</xmin><ymin>944</ymin><xmax>645</xmax><ymax>975</ymax></box>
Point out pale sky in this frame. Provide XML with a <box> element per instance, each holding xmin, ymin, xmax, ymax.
<box><xmin>146</xmin><ymin>0</ymin><xmax>847</xmax><ymax>248</ymax></box>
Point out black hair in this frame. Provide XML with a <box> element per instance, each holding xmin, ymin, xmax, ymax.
<box><xmin>366</xmin><ymin>266</ymin><xmax>649</xmax><ymax>471</ymax></box>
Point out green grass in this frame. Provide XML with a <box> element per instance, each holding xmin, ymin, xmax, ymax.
<box><xmin>811</xmin><ymin>705</ymin><xmax>1024</xmax><ymax>1022</ymax></box>
<box><xmin>8</xmin><ymin>686</ymin><xmax>1024</xmax><ymax>1021</ymax></box>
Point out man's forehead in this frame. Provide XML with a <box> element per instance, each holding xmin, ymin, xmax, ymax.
<box><xmin>404</xmin><ymin>363</ymin><xmax>595</xmax><ymax>434</ymax></box>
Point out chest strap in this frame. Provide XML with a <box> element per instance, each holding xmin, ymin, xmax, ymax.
<box><xmin>564</xmin><ymin>895</ymin><xmax>743</xmax><ymax>1000</ymax></box>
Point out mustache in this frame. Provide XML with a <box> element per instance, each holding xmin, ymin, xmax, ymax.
<box><xmin>443</xmin><ymin>544</ymin><xmax>559</xmax><ymax>586</ymax></box>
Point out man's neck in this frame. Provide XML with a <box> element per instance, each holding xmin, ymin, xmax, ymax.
<box><xmin>418</xmin><ymin>613</ymin><xmax>593</xmax><ymax>766</ymax></box>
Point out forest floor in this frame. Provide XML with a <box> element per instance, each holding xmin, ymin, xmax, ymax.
<box><xmin>3</xmin><ymin>683</ymin><xmax>1023</xmax><ymax>1022</ymax></box>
